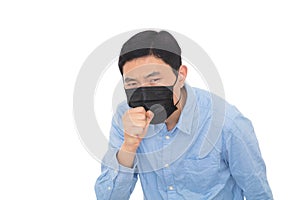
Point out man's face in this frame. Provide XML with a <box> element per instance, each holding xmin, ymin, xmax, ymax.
<box><xmin>123</xmin><ymin>55</ymin><xmax>185</xmax><ymax>104</ymax></box>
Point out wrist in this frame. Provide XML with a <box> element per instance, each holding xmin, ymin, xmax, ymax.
<box><xmin>121</xmin><ymin>143</ymin><xmax>138</xmax><ymax>153</ymax></box>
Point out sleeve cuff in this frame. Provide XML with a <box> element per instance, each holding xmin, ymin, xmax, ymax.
<box><xmin>102</xmin><ymin>146</ymin><xmax>138</xmax><ymax>180</ymax></box>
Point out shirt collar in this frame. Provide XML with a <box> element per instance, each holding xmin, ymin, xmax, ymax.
<box><xmin>176</xmin><ymin>83</ymin><xmax>198</xmax><ymax>134</ymax></box>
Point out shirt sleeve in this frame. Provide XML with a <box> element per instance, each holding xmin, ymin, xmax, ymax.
<box><xmin>94</xmin><ymin>105</ymin><xmax>138</xmax><ymax>200</ymax></box>
<box><xmin>223</xmin><ymin>108</ymin><xmax>273</xmax><ymax>200</ymax></box>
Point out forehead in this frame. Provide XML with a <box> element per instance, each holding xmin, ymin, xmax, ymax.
<box><xmin>123</xmin><ymin>56</ymin><xmax>173</xmax><ymax>77</ymax></box>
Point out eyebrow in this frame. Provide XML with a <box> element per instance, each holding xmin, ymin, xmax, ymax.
<box><xmin>124</xmin><ymin>77</ymin><xmax>137</xmax><ymax>83</ymax></box>
<box><xmin>124</xmin><ymin>71</ymin><xmax>161</xmax><ymax>83</ymax></box>
<box><xmin>124</xmin><ymin>72</ymin><xmax>160</xmax><ymax>83</ymax></box>
<box><xmin>144</xmin><ymin>71</ymin><xmax>160</xmax><ymax>79</ymax></box>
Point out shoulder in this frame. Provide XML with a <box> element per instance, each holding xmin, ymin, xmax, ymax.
<box><xmin>191</xmin><ymin>86</ymin><xmax>237</xmax><ymax>116</ymax></box>
<box><xmin>191</xmin><ymin>86</ymin><xmax>248</xmax><ymax>132</ymax></box>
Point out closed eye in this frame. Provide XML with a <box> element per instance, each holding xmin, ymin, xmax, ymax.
<box><xmin>149</xmin><ymin>78</ymin><xmax>161</xmax><ymax>83</ymax></box>
<box><xmin>125</xmin><ymin>82</ymin><xmax>138</xmax><ymax>87</ymax></box>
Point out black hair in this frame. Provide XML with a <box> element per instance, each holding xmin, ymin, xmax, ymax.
<box><xmin>118</xmin><ymin>30</ymin><xmax>182</xmax><ymax>75</ymax></box>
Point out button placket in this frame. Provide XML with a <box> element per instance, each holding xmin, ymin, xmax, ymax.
<box><xmin>162</xmin><ymin>131</ymin><xmax>176</xmax><ymax>196</ymax></box>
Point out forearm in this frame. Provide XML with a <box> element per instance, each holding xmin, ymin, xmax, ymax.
<box><xmin>95</xmin><ymin>147</ymin><xmax>138</xmax><ymax>200</ymax></box>
<box><xmin>117</xmin><ymin>143</ymin><xmax>137</xmax><ymax>168</ymax></box>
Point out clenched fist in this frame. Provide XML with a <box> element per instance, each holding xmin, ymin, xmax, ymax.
<box><xmin>121</xmin><ymin>106</ymin><xmax>154</xmax><ymax>153</ymax></box>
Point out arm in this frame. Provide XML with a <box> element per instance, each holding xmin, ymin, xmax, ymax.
<box><xmin>94</xmin><ymin>148</ymin><xmax>138</xmax><ymax>200</ymax></box>
<box><xmin>94</xmin><ymin>111</ymin><xmax>138</xmax><ymax>200</ymax></box>
<box><xmin>224</xmin><ymin>109</ymin><xmax>273</xmax><ymax>200</ymax></box>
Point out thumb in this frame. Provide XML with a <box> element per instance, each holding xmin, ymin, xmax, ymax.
<box><xmin>141</xmin><ymin>110</ymin><xmax>154</xmax><ymax>138</ymax></box>
<box><xmin>146</xmin><ymin>110</ymin><xmax>154</xmax><ymax>125</ymax></box>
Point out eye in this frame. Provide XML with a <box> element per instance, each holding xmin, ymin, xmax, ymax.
<box><xmin>128</xmin><ymin>83</ymin><xmax>137</xmax><ymax>86</ymax></box>
<box><xmin>149</xmin><ymin>78</ymin><xmax>160</xmax><ymax>83</ymax></box>
<box><xmin>126</xmin><ymin>82</ymin><xmax>137</xmax><ymax>87</ymax></box>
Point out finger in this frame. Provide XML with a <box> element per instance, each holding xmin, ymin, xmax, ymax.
<box><xmin>125</xmin><ymin>126</ymin><xmax>144</xmax><ymax>136</ymax></box>
<box><xmin>131</xmin><ymin>119</ymin><xmax>147</xmax><ymax>128</ymax></box>
<box><xmin>131</xmin><ymin>106</ymin><xmax>146</xmax><ymax>114</ymax></box>
<box><xmin>124</xmin><ymin>113</ymin><xmax>146</xmax><ymax>124</ymax></box>
<box><xmin>133</xmin><ymin>113</ymin><xmax>146</xmax><ymax>120</ymax></box>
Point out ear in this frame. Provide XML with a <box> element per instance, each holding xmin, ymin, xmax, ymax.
<box><xmin>178</xmin><ymin>65</ymin><xmax>187</xmax><ymax>87</ymax></box>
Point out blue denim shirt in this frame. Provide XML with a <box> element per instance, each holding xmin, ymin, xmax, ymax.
<box><xmin>95</xmin><ymin>83</ymin><xmax>273</xmax><ymax>200</ymax></box>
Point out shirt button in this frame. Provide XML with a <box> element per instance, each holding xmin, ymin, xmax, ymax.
<box><xmin>168</xmin><ymin>186</ymin><xmax>174</xmax><ymax>190</ymax></box>
<box><xmin>107</xmin><ymin>186</ymin><xmax>111</xmax><ymax>190</ymax></box>
<box><xmin>165</xmin><ymin>135</ymin><xmax>170</xmax><ymax>140</ymax></box>
<box><xmin>164</xmin><ymin>163</ymin><xmax>169</xmax><ymax>168</ymax></box>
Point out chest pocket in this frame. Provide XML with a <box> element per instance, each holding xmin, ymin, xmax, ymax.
<box><xmin>174</xmin><ymin>150</ymin><xmax>222</xmax><ymax>193</ymax></box>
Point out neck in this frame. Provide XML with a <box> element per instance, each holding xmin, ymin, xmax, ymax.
<box><xmin>165</xmin><ymin>86</ymin><xmax>187</xmax><ymax>131</ymax></box>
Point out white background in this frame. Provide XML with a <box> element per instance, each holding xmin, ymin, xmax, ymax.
<box><xmin>1</xmin><ymin>1</ymin><xmax>299</xmax><ymax>199</ymax></box>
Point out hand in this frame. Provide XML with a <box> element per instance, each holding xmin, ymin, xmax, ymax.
<box><xmin>121</xmin><ymin>107</ymin><xmax>154</xmax><ymax>152</ymax></box>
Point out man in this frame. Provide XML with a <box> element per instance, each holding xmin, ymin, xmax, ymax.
<box><xmin>95</xmin><ymin>30</ymin><xmax>273</xmax><ymax>199</ymax></box>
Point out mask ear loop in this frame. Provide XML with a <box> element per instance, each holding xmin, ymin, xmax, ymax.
<box><xmin>172</xmin><ymin>70</ymin><xmax>182</xmax><ymax>107</ymax></box>
<box><xmin>174</xmin><ymin>93</ymin><xmax>182</xmax><ymax>107</ymax></box>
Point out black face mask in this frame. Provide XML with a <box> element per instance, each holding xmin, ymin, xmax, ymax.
<box><xmin>125</xmin><ymin>76</ymin><xmax>181</xmax><ymax>124</ymax></box>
